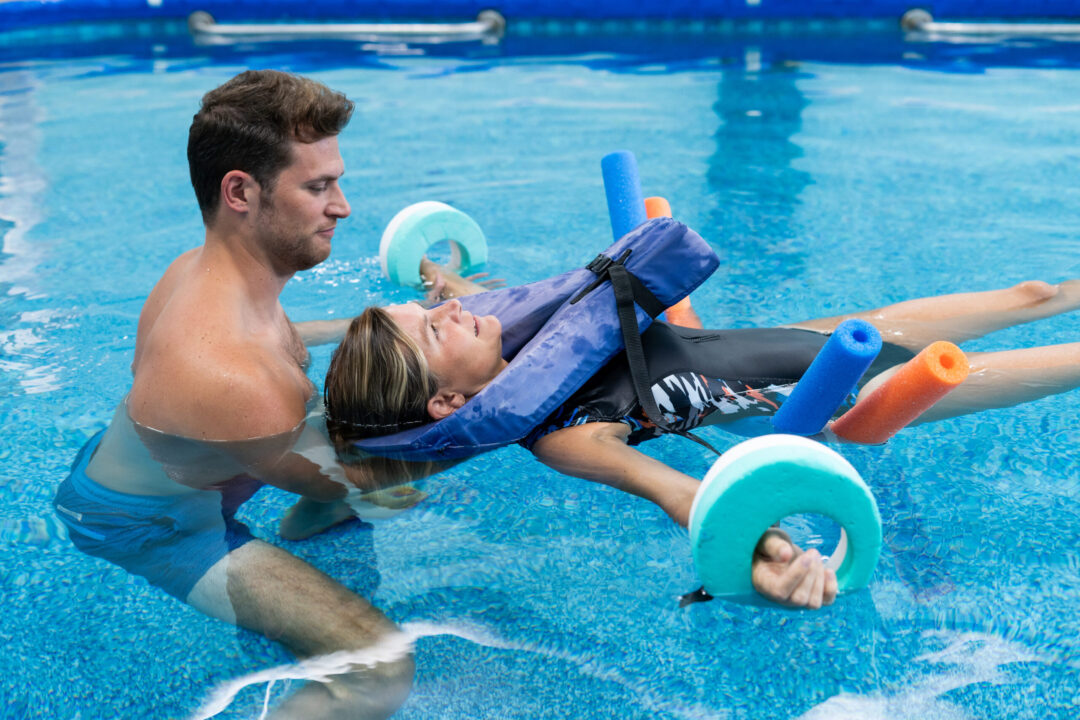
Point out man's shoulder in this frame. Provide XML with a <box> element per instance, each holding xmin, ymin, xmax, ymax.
<box><xmin>130</xmin><ymin>335</ymin><xmax>308</xmax><ymax>441</ymax></box>
<box><xmin>129</xmin><ymin>246</ymin><xmax>313</xmax><ymax>440</ymax></box>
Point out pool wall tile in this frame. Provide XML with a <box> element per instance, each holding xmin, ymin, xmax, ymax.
<box><xmin>5</xmin><ymin>0</ymin><xmax>1080</xmax><ymax>31</ymax></box>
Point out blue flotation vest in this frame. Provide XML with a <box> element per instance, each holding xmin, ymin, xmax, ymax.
<box><xmin>351</xmin><ymin>217</ymin><xmax>720</xmax><ymax>461</ymax></box>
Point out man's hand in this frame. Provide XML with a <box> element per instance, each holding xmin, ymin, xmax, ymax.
<box><xmin>751</xmin><ymin>528</ymin><xmax>838</xmax><ymax>609</ymax></box>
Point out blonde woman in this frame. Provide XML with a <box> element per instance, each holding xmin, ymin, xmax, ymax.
<box><xmin>318</xmin><ymin>278</ymin><xmax>1080</xmax><ymax>609</ymax></box>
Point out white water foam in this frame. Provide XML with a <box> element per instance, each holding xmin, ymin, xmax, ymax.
<box><xmin>192</xmin><ymin>621</ymin><xmax>726</xmax><ymax>720</ymax></box>
<box><xmin>797</xmin><ymin>631</ymin><xmax>1043</xmax><ymax>720</ymax></box>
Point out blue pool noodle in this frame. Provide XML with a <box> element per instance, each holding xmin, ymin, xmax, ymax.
<box><xmin>771</xmin><ymin>318</ymin><xmax>883</xmax><ymax>436</ymax></box>
<box><xmin>602</xmin><ymin>151</ymin><xmax>648</xmax><ymax>240</ymax></box>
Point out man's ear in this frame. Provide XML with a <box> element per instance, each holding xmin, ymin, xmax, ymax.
<box><xmin>221</xmin><ymin>170</ymin><xmax>258</xmax><ymax>214</ymax></box>
<box><xmin>427</xmin><ymin>390</ymin><xmax>466</xmax><ymax>420</ymax></box>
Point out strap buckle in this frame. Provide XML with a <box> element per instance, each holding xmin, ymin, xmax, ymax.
<box><xmin>571</xmin><ymin>249</ymin><xmax>632</xmax><ymax>305</ymax></box>
<box><xmin>584</xmin><ymin>251</ymin><xmax>622</xmax><ymax>275</ymax></box>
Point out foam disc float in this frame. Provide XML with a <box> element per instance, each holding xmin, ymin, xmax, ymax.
<box><xmin>379</xmin><ymin>201</ymin><xmax>487</xmax><ymax>287</ymax></box>
<box><xmin>689</xmin><ymin>435</ymin><xmax>882</xmax><ymax>601</ymax></box>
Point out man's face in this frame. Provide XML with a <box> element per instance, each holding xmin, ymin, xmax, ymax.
<box><xmin>254</xmin><ymin>136</ymin><xmax>350</xmax><ymax>274</ymax></box>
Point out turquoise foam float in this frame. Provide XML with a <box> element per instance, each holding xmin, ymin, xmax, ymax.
<box><xmin>379</xmin><ymin>201</ymin><xmax>488</xmax><ymax>287</ymax></box>
<box><xmin>689</xmin><ymin>434</ymin><xmax>882</xmax><ymax>601</ymax></box>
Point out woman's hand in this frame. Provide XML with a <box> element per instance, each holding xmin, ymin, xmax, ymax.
<box><xmin>751</xmin><ymin>528</ymin><xmax>838</xmax><ymax>609</ymax></box>
<box><xmin>420</xmin><ymin>258</ymin><xmax>505</xmax><ymax>303</ymax></box>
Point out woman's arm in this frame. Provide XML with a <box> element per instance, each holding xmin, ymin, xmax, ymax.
<box><xmin>291</xmin><ymin>263</ymin><xmax>504</xmax><ymax>346</ymax></box>
<box><xmin>532</xmin><ymin>422</ymin><xmax>837</xmax><ymax>609</ymax></box>
<box><xmin>532</xmin><ymin>421</ymin><xmax>699</xmax><ymax>526</ymax></box>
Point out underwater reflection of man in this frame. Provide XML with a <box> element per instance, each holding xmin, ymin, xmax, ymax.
<box><xmin>53</xmin><ymin>70</ymin><xmax>423</xmax><ymax>719</ymax></box>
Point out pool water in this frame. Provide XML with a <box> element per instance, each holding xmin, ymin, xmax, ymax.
<box><xmin>2</xmin><ymin>22</ymin><xmax>1079</xmax><ymax>720</ymax></box>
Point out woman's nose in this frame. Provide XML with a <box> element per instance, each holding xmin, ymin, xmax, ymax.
<box><xmin>434</xmin><ymin>299</ymin><xmax>462</xmax><ymax>323</ymax></box>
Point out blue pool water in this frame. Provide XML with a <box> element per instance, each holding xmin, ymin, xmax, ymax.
<box><xmin>2</xmin><ymin>21</ymin><xmax>1079</xmax><ymax>719</ymax></box>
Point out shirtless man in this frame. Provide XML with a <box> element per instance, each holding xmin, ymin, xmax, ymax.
<box><xmin>53</xmin><ymin>70</ymin><xmax>415</xmax><ymax>718</ymax></box>
<box><xmin>52</xmin><ymin>70</ymin><xmax>871</xmax><ymax>717</ymax></box>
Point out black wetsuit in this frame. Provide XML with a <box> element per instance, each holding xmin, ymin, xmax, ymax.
<box><xmin>523</xmin><ymin>322</ymin><xmax>914</xmax><ymax>448</ymax></box>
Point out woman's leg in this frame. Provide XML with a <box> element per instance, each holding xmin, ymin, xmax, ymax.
<box><xmin>857</xmin><ymin>341</ymin><xmax>1080</xmax><ymax>424</ymax></box>
<box><xmin>786</xmin><ymin>280</ymin><xmax>1080</xmax><ymax>352</ymax></box>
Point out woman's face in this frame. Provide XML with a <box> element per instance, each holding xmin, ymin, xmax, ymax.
<box><xmin>385</xmin><ymin>300</ymin><xmax>507</xmax><ymax>398</ymax></box>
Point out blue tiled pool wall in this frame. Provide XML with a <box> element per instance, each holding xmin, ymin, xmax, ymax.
<box><xmin>4</xmin><ymin>0</ymin><xmax>1080</xmax><ymax>31</ymax></box>
<box><xmin>11</xmin><ymin>21</ymin><xmax>1080</xmax><ymax>78</ymax></box>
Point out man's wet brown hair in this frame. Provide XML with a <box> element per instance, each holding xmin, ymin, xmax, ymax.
<box><xmin>187</xmin><ymin>70</ymin><xmax>355</xmax><ymax>224</ymax></box>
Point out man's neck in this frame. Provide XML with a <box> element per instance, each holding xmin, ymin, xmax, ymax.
<box><xmin>201</xmin><ymin>227</ymin><xmax>293</xmax><ymax>320</ymax></box>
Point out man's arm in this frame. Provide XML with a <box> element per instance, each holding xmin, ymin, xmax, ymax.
<box><xmin>232</xmin><ymin>410</ymin><xmax>462</xmax><ymax>501</ymax></box>
<box><xmin>293</xmin><ymin>318</ymin><xmax>354</xmax><ymax>347</ymax></box>
<box><xmin>532</xmin><ymin>422</ymin><xmax>837</xmax><ymax>609</ymax></box>
<box><xmin>272</xmin><ymin>428</ymin><xmax>464</xmax><ymax>539</ymax></box>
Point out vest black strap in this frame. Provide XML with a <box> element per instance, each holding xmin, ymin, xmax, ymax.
<box><xmin>579</xmin><ymin>249</ymin><xmax>723</xmax><ymax>608</ymax></box>
<box><xmin>578</xmin><ymin>250</ymin><xmax>723</xmax><ymax>458</ymax></box>
<box><xmin>678</xmin><ymin>586</ymin><xmax>715</xmax><ymax>608</ymax></box>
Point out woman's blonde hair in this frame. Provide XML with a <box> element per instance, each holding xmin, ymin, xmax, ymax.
<box><xmin>324</xmin><ymin>306</ymin><xmax>439</xmax><ymax>446</ymax></box>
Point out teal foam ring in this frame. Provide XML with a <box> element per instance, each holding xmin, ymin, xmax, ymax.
<box><xmin>689</xmin><ymin>434</ymin><xmax>882</xmax><ymax>602</ymax></box>
<box><xmin>771</xmin><ymin>318</ymin><xmax>882</xmax><ymax>436</ymax></box>
<box><xmin>379</xmin><ymin>201</ymin><xmax>488</xmax><ymax>287</ymax></box>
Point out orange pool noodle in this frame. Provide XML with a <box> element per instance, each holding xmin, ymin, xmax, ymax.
<box><xmin>645</xmin><ymin>196</ymin><xmax>703</xmax><ymax>329</ymax></box>
<box><xmin>644</xmin><ymin>196</ymin><xmax>672</xmax><ymax>218</ymax></box>
<box><xmin>832</xmin><ymin>340</ymin><xmax>970</xmax><ymax>444</ymax></box>
<box><xmin>664</xmin><ymin>299</ymin><xmax>702</xmax><ymax>328</ymax></box>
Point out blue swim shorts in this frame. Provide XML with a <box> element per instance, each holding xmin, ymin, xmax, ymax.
<box><xmin>53</xmin><ymin>430</ymin><xmax>262</xmax><ymax>601</ymax></box>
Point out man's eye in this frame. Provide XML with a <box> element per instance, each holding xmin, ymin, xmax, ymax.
<box><xmin>309</xmin><ymin>184</ymin><xmax>327</xmax><ymax>192</ymax></box>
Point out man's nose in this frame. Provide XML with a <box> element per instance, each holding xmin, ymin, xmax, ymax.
<box><xmin>329</xmin><ymin>185</ymin><xmax>350</xmax><ymax>219</ymax></box>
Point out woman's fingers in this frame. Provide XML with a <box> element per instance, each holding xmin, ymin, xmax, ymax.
<box><xmin>805</xmin><ymin>556</ymin><xmax>826</xmax><ymax>609</ymax></box>
<box><xmin>787</xmin><ymin>549</ymin><xmax>822</xmax><ymax>607</ymax></box>
<box><xmin>751</xmin><ymin>531</ymin><xmax>838</xmax><ymax>609</ymax></box>
<box><xmin>823</xmin><ymin>568</ymin><xmax>838</xmax><ymax>606</ymax></box>
<box><xmin>762</xmin><ymin>534</ymin><xmax>793</xmax><ymax>563</ymax></box>
<box><xmin>755</xmin><ymin>528</ymin><xmax>795</xmax><ymax>562</ymax></box>
<box><xmin>754</xmin><ymin>545</ymin><xmax>807</xmax><ymax>603</ymax></box>
<box><xmin>463</xmin><ymin>272</ymin><xmax>506</xmax><ymax>290</ymax></box>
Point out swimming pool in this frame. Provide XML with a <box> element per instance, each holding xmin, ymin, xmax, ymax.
<box><xmin>2</xmin><ymin>18</ymin><xmax>1079</xmax><ymax>720</ymax></box>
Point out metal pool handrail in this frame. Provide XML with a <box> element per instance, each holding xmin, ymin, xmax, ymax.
<box><xmin>187</xmin><ymin>10</ymin><xmax>506</xmax><ymax>42</ymax></box>
<box><xmin>902</xmin><ymin>9</ymin><xmax>1080</xmax><ymax>36</ymax></box>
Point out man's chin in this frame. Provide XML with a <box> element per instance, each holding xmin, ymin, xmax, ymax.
<box><xmin>296</xmin><ymin>243</ymin><xmax>331</xmax><ymax>271</ymax></box>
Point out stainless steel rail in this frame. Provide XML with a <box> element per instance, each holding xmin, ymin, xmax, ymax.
<box><xmin>187</xmin><ymin>10</ymin><xmax>506</xmax><ymax>43</ymax></box>
<box><xmin>902</xmin><ymin>9</ymin><xmax>1080</xmax><ymax>36</ymax></box>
